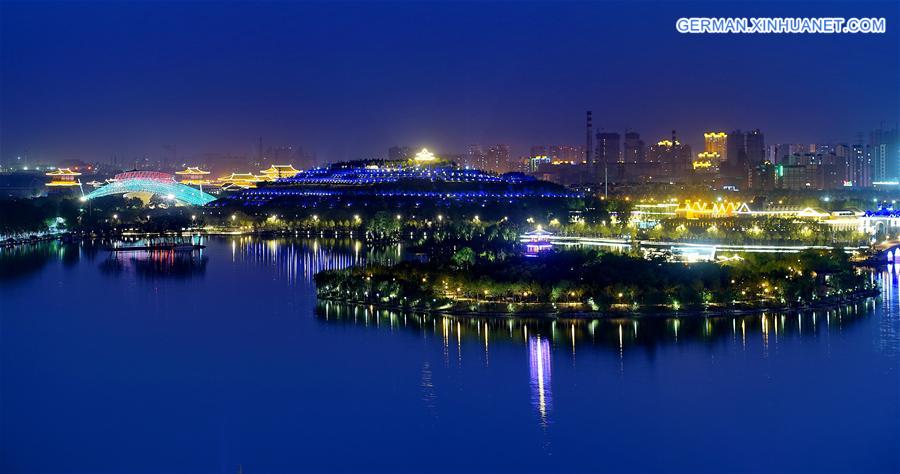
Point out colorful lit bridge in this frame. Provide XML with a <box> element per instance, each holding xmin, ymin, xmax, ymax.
<box><xmin>82</xmin><ymin>171</ymin><xmax>216</xmax><ymax>206</ymax></box>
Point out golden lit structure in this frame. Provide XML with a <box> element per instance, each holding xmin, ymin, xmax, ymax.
<box><xmin>673</xmin><ymin>200</ymin><xmax>836</xmax><ymax>221</ymax></box>
<box><xmin>633</xmin><ymin>202</ymin><xmax>679</xmax><ymax>217</ymax></box>
<box><xmin>656</xmin><ymin>139</ymin><xmax>681</xmax><ymax>147</ymax></box>
<box><xmin>676</xmin><ymin>200</ymin><xmax>750</xmax><ymax>219</ymax></box>
<box><xmin>259</xmin><ymin>164</ymin><xmax>300</xmax><ymax>180</ymax></box>
<box><xmin>413</xmin><ymin>148</ymin><xmax>437</xmax><ymax>163</ymax></box>
<box><xmin>45</xmin><ymin>168</ymin><xmax>82</xmax><ymax>187</ymax></box>
<box><xmin>218</xmin><ymin>172</ymin><xmax>263</xmax><ymax>189</ymax></box>
<box><xmin>703</xmin><ymin>132</ymin><xmax>728</xmax><ymax>162</ymax></box>
<box><xmin>175</xmin><ymin>167</ymin><xmax>212</xmax><ymax>185</ymax></box>
<box><xmin>693</xmin><ymin>151</ymin><xmax>720</xmax><ymax>170</ymax></box>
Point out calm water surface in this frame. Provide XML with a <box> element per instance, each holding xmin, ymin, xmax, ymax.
<box><xmin>1</xmin><ymin>237</ymin><xmax>898</xmax><ymax>473</ymax></box>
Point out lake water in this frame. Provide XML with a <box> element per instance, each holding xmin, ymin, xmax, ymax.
<box><xmin>1</xmin><ymin>237</ymin><xmax>898</xmax><ymax>473</ymax></box>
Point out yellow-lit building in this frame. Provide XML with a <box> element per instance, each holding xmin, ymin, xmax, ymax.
<box><xmin>693</xmin><ymin>151</ymin><xmax>721</xmax><ymax>171</ymax></box>
<box><xmin>703</xmin><ymin>132</ymin><xmax>728</xmax><ymax>161</ymax></box>
<box><xmin>45</xmin><ymin>168</ymin><xmax>82</xmax><ymax>187</ymax></box>
<box><xmin>218</xmin><ymin>173</ymin><xmax>264</xmax><ymax>189</ymax></box>
<box><xmin>175</xmin><ymin>167</ymin><xmax>212</xmax><ymax>186</ymax></box>
<box><xmin>259</xmin><ymin>164</ymin><xmax>300</xmax><ymax>180</ymax></box>
<box><xmin>413</xmin><ymin>148</ymin><xmax>438</xmax><ymax>164</ymax></box>
<box><xmin>676</xmin><ymin>200</ymin><xmax>750</xmax><ymax>219</ymax></box>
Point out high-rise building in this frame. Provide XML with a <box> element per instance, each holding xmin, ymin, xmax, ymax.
<box><xmin>485</xmin><ymin>144</ymin><xmax>511</xmax><ymax>173</ymax></box>
<box><xmin>726</xmin><ymin>130</ymin><xmax>746</xmax><ymax>168</ymax></box>
<box><xmin>466</xmin><ymin>144</ymin><xmax>487</xmax><ymax>170</ymax></box>
<box><xmin>622</xmin><ymin>132</ymin><xmax>645</xmax><ymax>164</ymax></box>
<box><xmin>745</xmin><ymin>129</ymin><xmax>765</xmax><ymax>165</ymax></box>
<box><xmin>704</xmin><ymin>132</ymin><xmax>728</xmax><ymax>163</ymax></box>
<box><xmin>585</xmin><ymin>111</ymin><xmax>593</xmax><ymax>167</ymax></box>
<box><xmin>870</xmin><ymin>127</ymin><xmax>899</xmax><ymax>182</ymax></box>
<box><xmin>647</xmin><ymin>131</ymin><xmax>692</xmax><ymax>180</ymax></box>
<box><xmin>528</xmin><ymin>146</ymin><xmax>549</xmax><ymax>173</ymax></box>
<box><xmin>749</xmin><ymin>161</ymin><xmax>776</xmax><ymax>191</ymax></box>
<box><xmin>693</xmin><ymin>152</ymin><xmax>721</xmax><ymax>173</ymax></box>
<box><xmin>852</xmin><ymin>144</ymin><xmax>872</xmax><ymax>187</ymax></box>
<box><xmin>549</xmin><ymin>145</ymin><xmax>584</xmax><ymax>164</ymax></box>
<box><xmin>595</xmin><ymin>132</ymin><xmax>620</xmax><ymax>169</ymax></box>
<box><xmin>777</xmin><ymin>164</ymin><xmax>823</xmax><ymax>191</ymax></box>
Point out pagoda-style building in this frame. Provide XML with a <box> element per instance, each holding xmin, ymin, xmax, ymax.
<box><xmin>413</xmin><ymin>148</ymin><xmax>437</xmax><ymax>163</ymax></box>
<box><xmin>259</xmin><ymin>164</ymin><xmax>300</xmax><ymax>181</ymax></box>
<box><xmin>175</xmin><ymin>166</ymin><xmax>212</xmax><ymax>186</ymax></box>
<box><xmin>45</xmin><ymin>168</ymin><xmax>82</xmax><ymax>187</ymax></box>
<box><xmin>218</xmin><ymin>172</ymin><xmax>263</xmax><ymax>189</ymax></box>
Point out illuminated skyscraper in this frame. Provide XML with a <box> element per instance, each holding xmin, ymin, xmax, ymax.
<box><xmin>704</xmin><ymin>132</ymin><xmax>728</xmax><ymax>163</ymax></box>
<box><xmin>852</xmin><ymin>144</ymin><xmax>872</xmax><ymax>187</ymax></box>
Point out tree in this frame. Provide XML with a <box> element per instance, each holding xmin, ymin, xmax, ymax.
<box><xmin>451</xmin><ymin>247</ymin><xmax>475</xmax><ymax>269</ymax></box>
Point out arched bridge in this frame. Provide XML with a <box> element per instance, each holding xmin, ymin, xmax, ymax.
<box><xmin>83</xmin><ymin>171</ymin><xmax>216</xmax><ymax>206</ymax></box>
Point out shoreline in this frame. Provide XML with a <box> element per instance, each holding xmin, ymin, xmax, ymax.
<box><xmin>316</xmin><ymin>288</ymin><xmax>881</xmax><ymax>320</ymax></box>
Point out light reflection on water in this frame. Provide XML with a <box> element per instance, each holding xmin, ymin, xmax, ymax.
<box><xmin>315</xmin><ymin>296</ymin><xmax>886</xmax><ymax>429</ymax></box>
<box><xmin>1</xmin><ymin>237</ymin><xmax>898</xmax><ymax>472</ymax></box>
<box><xmin>229</xmin><ymin>236</ymin><xmax>404</xmax><ymax>284</ymax></box>
<box><xmin>528</xmin><ymin>335</ymin><xmax>552</xmax><ymax>427</ymax></box>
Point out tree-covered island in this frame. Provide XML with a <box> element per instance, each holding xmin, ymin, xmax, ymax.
<box><xmin>315</xmin><ymin>247</ymin><xmax>877</xmax><ymax>316</ymax></box>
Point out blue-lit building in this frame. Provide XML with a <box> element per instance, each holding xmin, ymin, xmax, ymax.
<box><xmin>212</xmin><ymin>156</ymin><xmax>581</xmax><ymax>209</ymax></box>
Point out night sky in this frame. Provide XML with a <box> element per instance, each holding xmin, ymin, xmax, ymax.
<box><xmin>1</xmin><ymin>1</ymin><xmax>898</xmax><ymax>164</ymax></box>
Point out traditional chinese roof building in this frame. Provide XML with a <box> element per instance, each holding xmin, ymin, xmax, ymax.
<box><xmin>175</xmin><ymin>167</ymin><xmax>212</xmax><ymax>185</ymax></box>
<box><xmin>218</xmin><ymin>173</ymin><xmax>263</xmax><ymax>189</ymax></box>
<box><xmin>45</xmin><ymin>168</ymin><xmax>82</xmax><ymax>187</ymax></box>
<box><xmin>259</xmin><ymin>164</ymin><xmax>301</xmax><ymax>180</ymax></box>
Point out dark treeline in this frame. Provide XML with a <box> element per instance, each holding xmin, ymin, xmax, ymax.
<box><xmin>0</xmin><ymin>195</ymin><xmax>203</xmax><ymax>237</ymax></box>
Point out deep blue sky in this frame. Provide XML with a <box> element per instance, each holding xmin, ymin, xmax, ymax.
<box><xmin>1</xmin><ymin>1</ymin><xmax>898</xmax><ymax>164</ymax></box>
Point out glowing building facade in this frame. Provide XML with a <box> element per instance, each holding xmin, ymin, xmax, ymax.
<box><xmin>45</xmin><ymin>168</ymin><xmax>82</xmax><ymax>187</ymax></box>
<box><xmin>214</xmin><ymin>158</ymin><xmax>579</xmax><ymax>208</ymax></box>
<box><xmin>704</xmin><ymin>132</ymin><xmax>728</xmax><ymax>162</ymax></box>
<box><xmin>693</xmin><ymin>151</ymin><xmax>721</xmax><ymax>171</ymax></box>
<box><xmin>175</xmin><ymin>167</ymin><xmax>212</xmax><ymax>185</ymax></box>
<box><xmin>82</xmin><ymin>171</ymin><xmax>216</xmax><ymax>206</ymax></box>
<box><xmin>218</xmin><ymin>173</ymin><xmax>264</xmax><ymax>190</ymax></box>
<box><xmin>260</xmin><ymin>164</ymin><xmax>301</xmax><ymax>180</ymax></box>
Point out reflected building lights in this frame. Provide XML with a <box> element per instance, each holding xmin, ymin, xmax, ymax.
<box><xmin>528</xmin><ymin>336</ymin><xmax>553</xmax><ymax>427</ymax></box>
<box><xmin>313</xmin><ymin>291</ymin><xmax>878</xmax><ymax>378</ymax></box>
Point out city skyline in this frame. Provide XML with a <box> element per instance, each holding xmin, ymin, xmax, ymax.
<box><xmin>2</xmin><ymin>1</ymin><xmax>898</xmax><ymax>163</ymax></box>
